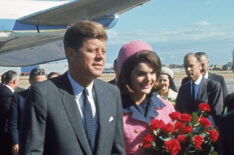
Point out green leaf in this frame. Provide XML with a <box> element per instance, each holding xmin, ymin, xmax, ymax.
<box><xmin>210</xmin><ymin>151</ymin><xmax>218</xmax><ymax>155</ymax></box>
<box><xmin>151</xmin><ymin>142</ymin><xmax>156</xmax><ymax>148</ymax></box>
<box><xmin>191</xmin><ymin>112</ymin><xmax>198</xmax><ymax>125</ymax></box>
<box><xmin>153</xmin><ymin>130</ymin><xmax>158</xmax><ymax>136</ymax></box>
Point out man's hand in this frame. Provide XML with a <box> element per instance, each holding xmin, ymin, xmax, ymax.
<box><xmin>12</xmin><ymin>144</ymin><xmax>19</xmax><ymax>155</ymax></box>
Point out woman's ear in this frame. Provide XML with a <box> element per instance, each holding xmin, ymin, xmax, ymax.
<box><xmin>126</xmin><ymin>84</ymin><xmax>134</xmax><ymax>93</ymax></box>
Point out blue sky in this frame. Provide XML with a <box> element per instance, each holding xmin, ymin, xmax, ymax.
<box><xmin>33</xmin><ymin>0</ymin><xmax>234</xmax><ymax>67</ymax></box>
<box><xmin>105</xmin><ymin>0</ymin><xmax>234</xmax><ymax>67</ymax></box>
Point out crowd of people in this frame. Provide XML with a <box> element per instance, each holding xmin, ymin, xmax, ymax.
<box><xmin>0</xmin><ymin>20</ymin><xmax>233</xmax><ymax>155</ymax></box>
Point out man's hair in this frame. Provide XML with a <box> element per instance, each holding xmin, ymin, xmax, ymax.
<box><xmin>118</xmin><ymin>50</ymin><xmax>161</xmax><ymax>94</ymax></box>
<box><xmin>1</xmin><ymin>70</ymin><xmax>17</xmax><ymax>84</ymax></box>
<box><xmin>184</xmin><ymin>53</ymin><xmax>200</xmax><ymax>63</ymax></box>
<box><xmin>113</xmin><ymin>59</ymin><xmax>118</xmax><ymax>68</ymax></box>
<box><xmin>63</xmin><ymin>20</ymin><xmax>107</xmax><ymax>52</ymax></box>
<box><xmin>47</xmin><ymin>72</ymin><xmax>60</xmax><ymax>79</ymax></box>
<box><xmin>195</xmin><ymin>52</ymin><xmax>208</xmax><ymax>61</ymax></box>
<box><xmin>29</xmin><ymin>68</ymin><xmax>46</xmax><ymax>81</ymax></box>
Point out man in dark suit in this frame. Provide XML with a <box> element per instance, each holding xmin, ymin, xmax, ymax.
<box><xmin>9</xmin><ymin>68</ymin><xmax>47</xmax><ymax>155</ymax></box>
<box><xmin>219</xmin><ymin>51</ymin><xmax>234</xmax><ymax>155</ymax></box>
<box><xmin>0</xmin><ymin>70</ymin><xmax>19</xmax><ymax>155</ymax></box>
<box><xmin>108</xmin><ymin>59</ymin><xmax>119</xmax><ymax>85</ymax></box>
<box><xmin>19</xmin><ymin>20</ymin><xmax>125</xmax><ymax>155</ymax></box>
<box><xmin>181</xmin><ymin>52</ymin><xmax>228</xmax><ymax>102</ymax></box>
<box><xmin>175</xmin><ymin>53</ymin><xmax>223</xmax><ymax>124</ymax></box>
<box><xmin>14</xmin><ymin>87</ymin><xmax>26</xmax><ymax>93</ymax></box>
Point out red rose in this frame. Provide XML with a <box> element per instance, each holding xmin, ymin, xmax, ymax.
<box><xmin>193</xmin><ymin>135</ymin><xmax>204</xmax><ymax>150</ymax></box>
<box><xmin>207</xmin><ymin>129</ymin><xmax>218</xmax><ymax>143</ymax></box>
<box><xmin>164</xmin><ymin>139</ymin><xmax>181</xmax><ymax>155</ymax></box>
<box><xmin>162</xmin><ymin>123</ymin><xmax>174</xmax><ymax>133</ymax></box>
<box><xmin>169</xmin><ymin>112</ymin><xmax>181</xmax><ymax>120</ymax></box>
<box><xmin>182</xmin><ymin>126</ymin><xmax>193</xmax><ymax>134</ymax></box>
<box><xmin>180</xmin><ymin>113</ymin><xmax>192</xmax><ymax>123</ymax></box>
<box><xmin>177</xmin><ymin>135</ymin><xmax>187</xmax><ymax>143</ymax></box>
<box><xmin>142</xmin><ymin>134</ymin><xmax>155</xmax><ymax>148</ymax></box>
<box><xmin>199</xmin><ymin>103</ymin><xmax>211</xmax><ymax>112</ymax></box>
<box><xmin>199</xmin><ymin>117</ymin><xmax>212</xmax><ymax>127</ymax></box>
<box><xmin>174</xmin><ymin>121</ymin><xmax>184</xmax><ymax>130</ymax></box>
<box><xmin>150</xmin><ymin>119</ymin><xmax>164</xmax><ymax>130</ymax></box>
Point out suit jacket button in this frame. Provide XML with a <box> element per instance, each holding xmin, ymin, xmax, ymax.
<box><xmin>135</xmin><ymin>129</ymin><xmax>140</xmax><ymax>133</ymax></box>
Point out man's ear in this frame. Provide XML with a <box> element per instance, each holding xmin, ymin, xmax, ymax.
<box><xmin>12</xmin><ymin>78</ymin><xmax>17</xmax><ymax>85</ymax></box>
<box><xmin>199</xmin><ymin>62</ymin><xmax>202</xmax><ymax>71</ymax></box>
<box><xmin>208</xmin><ymin>60</ymin><xmax>210</xmax><ymax>65</ymax></box>
<box><xmin>65</xmin><ymin>47</ymin><xmax>74</xmax><ymax>61</ymax></box>
<box><xmin>12</xmin><ymin>79</ymin><xmax>16</xmax><ymax>85</ymax></box>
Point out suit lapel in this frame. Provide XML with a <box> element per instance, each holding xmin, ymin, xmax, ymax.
<box><xmin>196</xmin><ymin>78</ymin><xmax>208</xmax><ymax>104</ymax></box>
<box><xmin>208</xmin><ymin>72</ymin><xmax>215</xmax><ymax>81</ymax></box>
<box><xmin>56</xmin><ymin>73</ymin><xmax>92</xmax><ymax>155</ymax></box>
<box><xmin>94</xmin><ymin>80</ymin><xmax>112</xmax><ymax>154</ymax></box>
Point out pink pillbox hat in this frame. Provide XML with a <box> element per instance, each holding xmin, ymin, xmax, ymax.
<box><xmin>117</xmin><ymin>40</ymin><xmax>153</xmax><ymax>70</ymax></box>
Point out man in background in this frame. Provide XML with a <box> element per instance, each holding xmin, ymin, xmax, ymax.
<box><xmin>176</xmin><ymin>53</ymin><xmax>223</xmax><ymax>124</ymax></box>
<box><xmin>9</xmin><ymin>68</ymin><xmax>47</xmax><ymax>155</ymax></box>
<box><xmin>181</xmin><ymin>52</ymin><xmax>228</xmax><ymax>102</ymax></box>
<box><xmin>47</xmin><ymin>72</ymin><xmax>60</xmax><ymax>79</ymax></box>
<box><xmin>108</xmin><ymin>59</ymin><xmax>119</xmax><ymax>85</ymax></box>
<box><xmin>0</xmin><ymin>70</ymin><xmax>19</xmax><ymax>155</ymax></box>
<box><xmin>219</xmin><ymin>51</ymin><xmax>234</xmax><ymax>155</ymax></box>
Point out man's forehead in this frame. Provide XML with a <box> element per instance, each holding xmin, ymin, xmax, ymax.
<box><xmin>184</xmin><ymin>55</ymin><xmax>198</xmax><ymax>63</ymax></box>
<box><xmin>83</xmin><ymin>38</ymin><xmax>106</xmax><ymax>47</ymax></box>
<box><xmin>200</xmin><ymin>55</ymin><xmax>208</xmax><ymax>62</ymax></box>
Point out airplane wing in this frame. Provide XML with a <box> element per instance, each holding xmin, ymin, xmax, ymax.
<box><xmin>19</xmin><ymin>0</ymin><xmax>149</xmax><ymax>26</ymax></box>
<box><xmin>0</xmin><ymin>40</ymin><xmax>65</xmax><ymax>67</ymax></box>
<box><xmin>0</xmin><ymin>0</ymin><xmax>150</xmax><ymax>67</ymax></box>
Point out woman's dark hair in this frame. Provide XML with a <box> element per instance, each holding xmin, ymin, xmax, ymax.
<box><xmin>118</xmin><ymin>50</ymin><xmax>161</xmax><ymax>94</ymax></box>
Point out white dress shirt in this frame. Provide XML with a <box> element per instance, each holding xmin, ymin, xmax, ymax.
<box><xmin>67</xmin><ymin>71</ymin><xmax>97</xmax><ymax>129</ymax></box>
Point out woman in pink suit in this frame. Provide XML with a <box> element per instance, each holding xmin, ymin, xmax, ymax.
<box><xmin>117</xmin><ymin>40</ymin><xmax>175</xmax><ymax>155</ymax></box>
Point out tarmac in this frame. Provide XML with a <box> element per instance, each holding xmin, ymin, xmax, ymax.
<box><xmin>18</xmin><ymin>71</ymin><xmax>234</xmax><ymax>93</ymax></box>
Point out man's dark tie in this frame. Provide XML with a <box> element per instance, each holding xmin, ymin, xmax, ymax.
<box><xmin>192</xmin><ymin>82</ymin><xmax>195</xmax><ymax>104</ymax></box>
<box><xmin>83</xmin><ymin>88</ymin><xmax>96</xmax><ymax>152</ymax></box>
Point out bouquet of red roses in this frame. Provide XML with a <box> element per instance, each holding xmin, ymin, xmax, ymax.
<box><xmin>142</xmin><ymin>103</ymin><xmax>218</xmax><ymax>155</ymax></box>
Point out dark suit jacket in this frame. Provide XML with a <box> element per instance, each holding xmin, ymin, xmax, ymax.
<box><xmin>108</xmin><ymin>78</ymin><xmax>117</xmax><ymax>85</ymax></box>
<box><xmin>15</xmin><ymin>87</ymin><xmax>26</xmax><ymax>93</ymax></box>
<box><xmin>0</xmin><ymin>84</ymin><xmax>14</xmax><ymax>133</ymax></box>
<box><xmin>0</xmin><ymin>84</ymin><xmax>14</xmax><ymax>155</ymax></box>
<box><xmin>224</xmin><ymin>93</ymin><xmax>234</xmax><ymax>112</ymax></box>
<box><xmin>181</xmin><ymin>72</ymin><xmax>228</xmax><ymax>100</ymax></box>
<box><xmin>19</xmin><ymin>73</ymin><xmax>125</xmax><ymax>155</ymax></box>
<box><xmin>176</xmin><ymin>78</ymin><xmax>223</xmax><ymax>123</ymax></box>
<box><xmin>219</xmin><ymin>110</ymin><xmax>234</xmax><ymax>155</ymax></box>
<box><xmin>9</xmin><ymin>89</ymin><xmax>29</xmax><ymax>145</ymax></box>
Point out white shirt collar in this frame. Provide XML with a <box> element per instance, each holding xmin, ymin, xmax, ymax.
<box><xmin>204</xmin><ymin>71</ymin><xmax>208</xmax><ymax>79</ymax></box>
<box><xmin>191</xmin><ymin>74</ymin><xmax>203</xmax><ymax>85</ymax></box>
<box><xmin>67</xmin><ymin>71</ymin><xmax>94</xmax><ymax>96</ymax></box>
<box><xmin>4</xmin><ymin>84</ymin><xmax>14</xmax><ymax>93</ymax></box>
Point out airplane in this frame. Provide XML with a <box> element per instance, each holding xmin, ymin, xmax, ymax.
<box><xmin>0</xmin><ymin>0</ymin><xmax>150</xmax><ymax>67</ymax></box>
